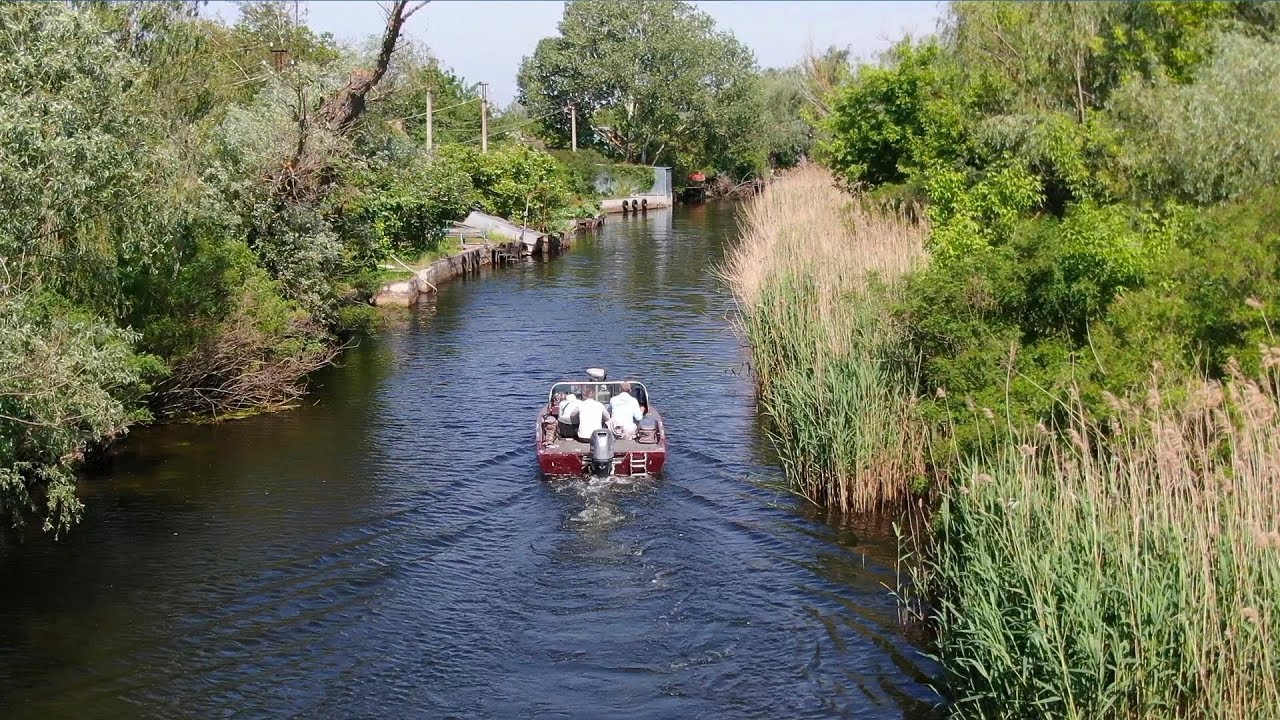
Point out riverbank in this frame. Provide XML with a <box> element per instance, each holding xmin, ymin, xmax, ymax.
<box><xmin>728</xmin><ymin>169</ymin><xmax>1280</xmax><ymax>718</ymax></box>
<box><xmin>723</xmin><ymin>166</ymin><xmax>927</xmax><ymax>513</ymax></box>
<box><xmin>371</xmin><ymin>209</ymin><xmax>598</xmax><ymax>306</ymax></box>
<box><xmin>0</xmin><ymin>202</ymin><xmax>939</xmax><ymax>718</ymax></box>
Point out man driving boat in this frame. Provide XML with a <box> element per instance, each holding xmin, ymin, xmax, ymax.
<box><xmin>608</xmin><ymin>382</ymin><xmax>644</xmax><ymax>439</ymax></box>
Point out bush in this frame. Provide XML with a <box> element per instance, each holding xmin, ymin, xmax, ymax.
<box><xmin>549</xmin><ymin>149</ymin><xmax>655</xmax><ymax>199</ymax></box>
<box><xmin>901</xmin><ymin>199</ymin><xmax>1180</xmax><ymax>457</ymax></box>
<box><xmin>151</xmin><ymin>262</ymin><xmax>337</xmax><ymax>418</ymax></box>
<box><xmin>1111</xmin><ymin>32</ymin><xmax>1280</xmax><ymax>204</ymax></box>
<box><xmin>821</xmin><ymin>39</ymin><xmax>970</xmax><ymax>189</ymax></box>
<box><xmin>438</xmin><ymin>143</ymin><xmax>573</xmax><ymax>230</ymax></box>
<box><xmin>0</xmin><ymin>293</ymin><xmax>157</xmax><ymax>534</ymax></box>
<box><xmin>336</xmin><ymin>303</ymin><xmax>381</xmax><ymax>338</ymax></box>
<box><xmin>338</xmin><ymin>143</ymin><xmax>474</xmax><ymax>268</ymax></box>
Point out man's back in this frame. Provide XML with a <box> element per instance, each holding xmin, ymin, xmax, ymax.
<box><xmin>559</xmin><ymin>394</ymin><xmax>581</xmax><ymax>419</ymax></box>
<box><xmin>576</xmin><ymin>398</ymin><xmax>608</xmax><ymax>439</ymax></box>
<box><xmin>609</xmin><ymin>392</ymin><xmax>643</xmax><ymax>429</ymax></box>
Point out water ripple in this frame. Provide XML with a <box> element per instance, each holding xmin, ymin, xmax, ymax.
<box><xmin>0</xmin><ymin>205</ymin><xmax>942</xmax><ymax>719</ymax></box>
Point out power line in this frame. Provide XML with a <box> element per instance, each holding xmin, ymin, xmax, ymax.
<box><xmin>387</xmin><ymin>96</ymin><xmax>478</xmax><ymax>124</ymax></box>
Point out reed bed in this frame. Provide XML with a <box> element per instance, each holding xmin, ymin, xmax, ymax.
<box><xmin>905</xmin><ymin>366</ymin><xmax>1280</xmax><ymax>719</ymax></box>
<box><xmin>723</xmin><ymin>166</ymin><xmax>929</xmax><ymax>512</ymax></box>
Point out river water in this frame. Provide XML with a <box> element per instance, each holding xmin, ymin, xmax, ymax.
<box><xmin>0</xmin><ymin>203</ymin><xmax>940</xmax><ymax>719</ymax></box>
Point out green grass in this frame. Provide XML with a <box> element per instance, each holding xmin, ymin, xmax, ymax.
<box><xmin>724</xmin><ymin>166</ymin><xmax>929</xmax><ymax>513</ymax></box>
<box><xmin>410</xmin><ymin>237</ymin><xmax>463</xmax><ymax>265</ymax></box>
<box><xmin>372</xmin><ymin>267</ymin><xmax>413</xmax><ymax>283</ymax></box>
<box><xmin>902</xmin><ymin>372</ymin><xmax>1280</xmax><ymax>719</ymax></box>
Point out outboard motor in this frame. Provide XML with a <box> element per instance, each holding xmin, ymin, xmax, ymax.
<box><xmin>588</xmin><ymin>428</ymin><xmax>615</xmax><ymax>477</ymax></box>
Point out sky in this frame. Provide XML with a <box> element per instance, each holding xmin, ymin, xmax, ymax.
<box><xmin>206</xmin><ymin>1</ymin><xmax>946</xmax><ymax>106</ymax></box>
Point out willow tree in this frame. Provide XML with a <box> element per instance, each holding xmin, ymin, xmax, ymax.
<box><xmin>517</xmin><ymin>0</ymin><xmax>766</xmax><ymax>177</ymax></box>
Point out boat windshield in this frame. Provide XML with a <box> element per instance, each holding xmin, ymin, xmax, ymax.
<box><xmin>547</xmin><ymin>381</ymin><xmax>649</xmax><ymax>409</ymax></box>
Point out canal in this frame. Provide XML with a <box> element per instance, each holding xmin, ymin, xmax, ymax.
<box><xmin>0</xmin><ymin>203</ymin><xmax>940</xmax><ymax>719</ymax></box>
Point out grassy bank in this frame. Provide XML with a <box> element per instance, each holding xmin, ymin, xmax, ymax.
<box><xmin>722</xmin><ymin>2</ymin><xmax>1280</xmax><ymax>716</ymax></box>
<box><xmin>724</xmin><ymin>166</ymin><xmax>928</xmax><ymax>512</ymax></box>
<box><xmin>907</xmin><ymin>368</ymin><xmax>1280</xmax><ymax>718</ymax></box>
<box><xmin>0</xmin><ymin>4</ymin><xmax>605</xmax><ymax>534</ymax></box>
<box><xmin>731</xmin><ymin>169</ymin><xmax>1280</xmax><ymax>718</ymax></box>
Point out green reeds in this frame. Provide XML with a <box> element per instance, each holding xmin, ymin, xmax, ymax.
<box><xmin>903</xmin><ymin>369</ymin><xmax>1280</xmax><ymax>719</ymax></box>
<box><xmin>724</xmin><ymin>166</ymin><xmax>928</xmax><ymax>512</ymax></box>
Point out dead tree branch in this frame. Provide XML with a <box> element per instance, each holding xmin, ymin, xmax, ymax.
<box><xmin>317</xmin><ymin>0</ymin><xmax>430</xmax><ymax>133</ymax></box>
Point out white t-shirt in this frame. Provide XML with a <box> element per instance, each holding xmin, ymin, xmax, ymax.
<box><xmin>575</xmin><ymin>398</ymin><xmax>610</xmax><ymax>439</ymax></box>
<box><xmin>559</xmin><ymin>394</ymin><xmax>580</xmax><ymax>419</ymax></box>
<box><xmin>608</xmin><ymin>392</ymin><xmax>643</xmax><ymax>431</ymax></box>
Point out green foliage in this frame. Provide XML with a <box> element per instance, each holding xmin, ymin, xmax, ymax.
<box><xmin>439</xmin><ymin>144</ymin><xmax>573</xmax><ymax>230</ymax></box>
<box><xmin>759</xmin><ymin>67</ymin><xmax>816</xmax><ymax>168</ymax></box>
<box><xmin>924</xmin><ymin>162</ymin><xmax>1042</xmax><ymax>259</ymax></box>
<box><xmin>821</xmin><ymin>40</ymin><xmax>969</xmax><ymax>188</ymax></box>
<box><xmin>548</xmin><ymin>149</ymin><xmax>650</xmax><ymax>201</ymax></box>
<box><xmin>0</xmin><ymin>1</ymin><xmax>148</xmax><ymax>305</ymax></box>
<box><xmin>1098</xmin><ymin>1</ymin><xmax>1233</xmax><ymax>85</ymax></box>
<box><xmin>950</xmin><ymin>2</ymin><xmax>1111</xmax><ymax>119</ymax></box>
<box><xmin>0</xmin><ymin>293</ymin><xmax>157</xmax><ymax>534</ymax></box>
<box><xmin>974</xmin><ymin>112</ymin><xmax>1120</xmax><ymax>212</ymax></box>
<box><xmin>336</xmin><ymin>303</ymin><xmax>382</xmax><ymax>338</ymax></box>
<box><xmin>339</xmin><ymin>142</ymin><xmax>475</xmax><ymax>267</ymax></box>
<box><xmin>0</xmin><ymin>1</ymin><xmax>558</xmax><ymax>533</ymax></box>
<box><xmin>902</xmin><ymin>201</ymin><xmax>1183</xmax><ymax>456</ymax></box>
<box><xmin>517</xmin><ymin>0</ymin><xmax>767</xmax><ymax>178</ymax></box>
<box><xmin>798</xmin><ymin>2</ymin><xmax>1280</xmax><ymax>713</ymax></box>
<box><xmin>1111</xmin><ymin>32</ymin><xmax>1280</xmax><ymax>204</ymax></box>
<box><xmin>1096</xmin><ymin>191</ymin><xmax>1280</xmax><ymax>381</ymax></box>
<box><xmin>817</xmin><ymin>2</ymin><xmax>1280</xmax><ymax>458</ymax></box>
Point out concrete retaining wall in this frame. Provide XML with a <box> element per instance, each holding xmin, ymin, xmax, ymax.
<box><xmin>372</xmin><ymin>232</ymin><xmax>575</xmax><ymax>307</ymax></box>
<box><xmin>373</xmin><ymin>244</ymin><xmax>512</xmax><ymax>307</ymax></box>
<box><xmin>600</xmin><ymin>195</ymin><xmax>673</xmax><ymax>214</ymax></box>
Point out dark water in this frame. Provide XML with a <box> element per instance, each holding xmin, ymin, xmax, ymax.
<box><xmin>0</xmin><ymin>204</ymin><xmax>940</xmax><ymax>719</ymax></box>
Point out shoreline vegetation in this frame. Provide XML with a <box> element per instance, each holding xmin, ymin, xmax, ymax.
<box><xmin>728</xmin><ymin>2</ymin><xmax>1280</xmax><ymax>717</ymax></box>
<box><xmin>2</xmin><ymin>0</ymin><xmax>816</xmax><ymax>534</ymax></box>
<box><xmin>724</xmin><ymin>166</ymin><xmax>927</xmax><ymax>513</ymax></box>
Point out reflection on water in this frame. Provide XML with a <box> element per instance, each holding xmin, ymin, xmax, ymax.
<box><xmin>0</xmin><ymin>204</ymin><xmax>942</xmax><ymax>719</ymax></box>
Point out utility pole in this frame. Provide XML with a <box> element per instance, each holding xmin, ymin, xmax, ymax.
<box><xmin>570</xmin><ymin>103</ymin><xmax>577</xmax><ymax>152</ymax></box>
<box><xmin>425</xmin><ymin>90</ymin><xmax>433</xmax><ymax>150</ymax></box>
<box><xmin>479</xmin><ymin>82</ymin><xmax>489</xmax><ymax>154</ymax></box>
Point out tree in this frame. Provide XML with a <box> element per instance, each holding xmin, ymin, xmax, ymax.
<box><xmin>760</xmin><ymin>66</ymin><xmax>816</xmax><ymax>168</ymax></box>
<box><xmin>820</xmin><ymin>40</ymin><xmax>969</xmax><ymax>188</ymax></box>
<box><xmin>517</xmin><ymin>0</ymin><xmax>765</xmax><ymax>177</ymax></box>
<box><xmin>317</xmin><ymin>0</ymin><xmax>429</xmax><ymax>132</ymax></box>
<box><xmin>360</xmin><ymin>44</ymin><xmax>481</xmax><ymax>149</ymax></box>
<box><xmin>799</xmin><ymin>45</ymin><xmax>854</xmax><ymax>121</ymax></box>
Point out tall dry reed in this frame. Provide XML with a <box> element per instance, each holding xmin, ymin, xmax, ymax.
<box><xmin>723</xmin><ymin>165</ymin><xmax>929</xmax><ymax>512</ymax></box>
<box><xmin>904</xmin><ymin>364</ymin><xmax>1280</xmax><ymax>719</ymax></box>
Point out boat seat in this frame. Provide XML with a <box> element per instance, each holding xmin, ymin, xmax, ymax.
<box><xmin>557</xmin><ymin>416</ymin><xmax>578</xmax><ymax>440</ymax></box>
<box><xmin>636</xmin><ymin>417</ymin><xmax>659</xmax><ymax>444</ymax></box>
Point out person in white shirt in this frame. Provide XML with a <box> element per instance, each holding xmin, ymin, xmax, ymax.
<box><xmin>558</xmin><ymin>392</ymin><xmax>580</xmax><ymax>419</ymax></box>
<box><xmin>608</xmin><ymin>382</ymin><xmax>644</xmax><ymax>439</ymax></box>
<box><xmin>556</xmin><ymin>391</ymin><xmax>581</xmax><ymax>440</ymax></box>
<box><xmin>575</xmin><ymin>388</ymin><xmax>611</xmax><ymax>441</ymax></box>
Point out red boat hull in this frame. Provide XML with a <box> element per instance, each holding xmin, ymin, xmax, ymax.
<box><xmin>536</xmin><ymin>445</ymin><xmax>667</xmax><ymax>476</ymax></box>
<box><xmin>535</xmin><ymin>414</ymin><xmax>667</xmax><ymax>477</ymax></box>
<box><xmin>536</xmin><ymin>379</ymin><xmax>667</xmax><ymax>477</ymax></box>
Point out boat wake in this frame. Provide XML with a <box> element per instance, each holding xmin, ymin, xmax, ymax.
<box><xmin>550</xmin><ymin>474</ymin><xmax>653</xmax><ymax>529</ymax></box>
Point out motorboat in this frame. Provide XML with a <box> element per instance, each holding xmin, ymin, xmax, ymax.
<box><xmin>536</xmin><ymin>368</ymin><xmax>667</xmax><ymax>477</ymax></box>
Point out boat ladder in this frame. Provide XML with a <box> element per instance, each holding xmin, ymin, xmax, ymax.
<box><xmin>628</xmin><ymin>452</ymin><xmax>648</xmax><ymax>474</ymax></box>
